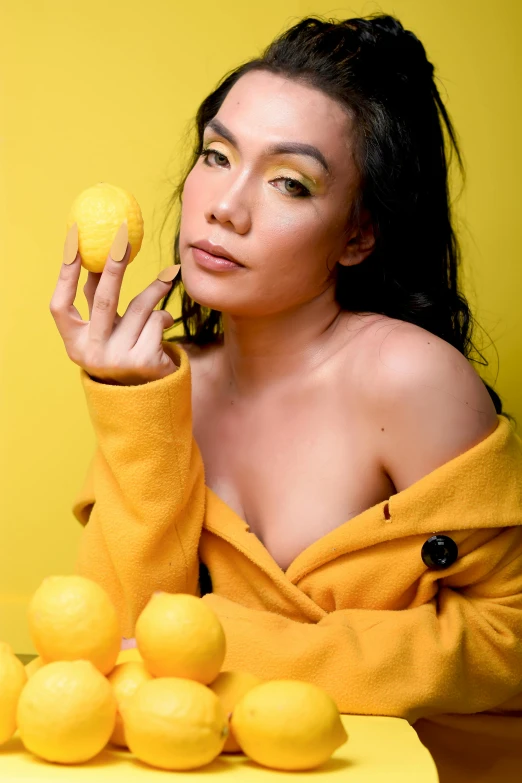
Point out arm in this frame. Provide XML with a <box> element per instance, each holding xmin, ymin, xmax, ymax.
<box><xmin>203</xmin><ymin>524</ymin><xmax>522</xmax><ymax>723</ymax></box>
<box><xmin>72</xmin><ymin>341</ymin><xmax>204</xmax><ymax>637</ymax></box>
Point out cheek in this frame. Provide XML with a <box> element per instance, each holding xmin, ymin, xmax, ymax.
<box><xmin>257</xmin><ymin>206</ymin><xmax>338</xmax><ymax>273</ymax></box>
<box><xmin>179</xmin><ymin>168</ymin><xmax>204</xmax><ymax>229</ymax></box>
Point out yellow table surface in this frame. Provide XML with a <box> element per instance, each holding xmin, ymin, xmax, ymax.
<box><xmin>0</xmin><ymin>715</ymin><xmax>438</xmax><ymax>782</ymax></box>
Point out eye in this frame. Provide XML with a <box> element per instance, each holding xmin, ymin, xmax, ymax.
<box><xmin>199</xmin><ymin>148</ymin><xmax>311</xmax><ymax>198</ymax></box>
<box><xmin>271</xmin><ymin>177</ymin><xmax>310</xmax><ymax>198</ymax></box>
<box><xmin>200</xmin><ymin>148</ymin><xmax>229</xmax><ymax>167</ymax></box>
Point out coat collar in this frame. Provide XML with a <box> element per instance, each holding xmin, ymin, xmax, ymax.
<box><xmin>203</xmin><ymin>415</ymin><xmax>522</xmax><ymax>584</ymax></box>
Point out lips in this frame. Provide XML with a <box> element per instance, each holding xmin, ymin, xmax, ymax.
<box><xmin>191</xmin><ymin>240</ymin><xmax>242</xmax><ymax>266</ymax></box>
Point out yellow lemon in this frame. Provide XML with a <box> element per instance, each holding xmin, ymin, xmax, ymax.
<box><xmin>27</xmin><ymin>575</ymin><xmax>121</xmax><ymax>675</ymax></box>
<box><xmin>209</xmin><ymin>670</ymin><xmax>262</xmax><ymax>752</ymax></box>
<box><xmin>231</xmin><ymin>679</ymin><xmax>348</xmax><ymax>771</ymax></box>
<box><xmin>135</xmin><ymin>593</ymin><xmax>226</xmax><ymax>684</ymax></box>
<box><xmin>66</xmin><ymin>182</ymin><xmax>144</xmax><ymax>272</ymax></box>
<box><xmin>107</xmin><ymin>661</ymin><xmax>153</xmax><ymax>747</ymax></box>
<box><xmin>16</xmin><ymin>660</ymin><xmax>117</xmax><ymax>764</ymax></box>
<box><xmin>116</xmin><ymin>647</ymin><xmax>143</xmax><ymax>665</ymax></box>
<box><xmin>25</xmin><ymin>656</ymin><xmax>45</xmax><ymax>679</ymax></box>
<box><xmin>0</xmin><ymin>643</ymin><xmax>28</xmax><ymax>745</ymax></box>
<box><xmin>121</xmin><ymin>677</ymin><xmax>228</xmax><ymax>770</ymax></box>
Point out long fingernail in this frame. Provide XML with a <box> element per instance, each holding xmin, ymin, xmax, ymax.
<box><xmin>63</xmin><ymin>223</ymin><xmax>79</xmax><ymax>265</ymax></box>
<box><xmin>157</xmin><ymin>264</ymin><xmax>181</xmax><ymax>283</ymax></box>
<box><xmin>110</xmin><ymin>220</ymin><xmax>129</xmax><ymax>262</ymax></box>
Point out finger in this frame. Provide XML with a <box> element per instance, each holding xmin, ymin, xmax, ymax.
<box><xmin>83</xmin><ymin>271</ymin><xmax>101</xmax><ymax>319</ymax></box>
<box><xmin>88</xmin><ymin>221</ymin><xmax>131</xmax><ymax>345</ymax></box>
<box><xmin>49</xmin><ymin>229</ymin><xmax>86</xmax><ymax>339</ymax></box>
<box><xmin>84</xmin><ymin>270</ymin><xmax>122</xmax><ymax>324</ymax></box>
<box><xmin>113</xmin><ymin>274</ymin><xmax>178</xmax><ymax>348</ymax></box>
<box><xmin>131</xmin><ymin>309</ymin><xmax>176</xmax><ymax>357</ymax></box>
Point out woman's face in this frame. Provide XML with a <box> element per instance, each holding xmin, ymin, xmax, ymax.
<box><xmin>179</xmin><ymin>70</ymin><xmax>362</xmax><ymax>317</ymax></box>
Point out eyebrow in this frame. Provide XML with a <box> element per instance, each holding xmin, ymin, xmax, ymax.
<box><xmin>204</xmin><ymin>118</ymin><xmax>331</xmax><ymax>176</ymax></box>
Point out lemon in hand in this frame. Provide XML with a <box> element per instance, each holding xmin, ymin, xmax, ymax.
<box><xmin>66</xmin><ymin>182</ymin><xmax>144</xmax><ymax>272</ymax></box>
<box><xmin>27</xmin><ymin>575</ymin><xmax>121</xmax><ymax>675</ymax></box>
<box><xmin>121</xmin><ymin>677</ymin><xmax>228</xmax><ymax>770</ymax></box>
<box><xmin>231</xmin><ymin>679</ymin><xmax>348</xmax><ymax>771</ymax></box>
<box><xmin>0</xmin><ymin>641</ymin><xmax>28</xmax><ymax>745</ymax></box>
<box><xmin>17</xmin><ymin>660</ymin><xmax>117</xmax><ymax>764</ymax></box>
<box><xmin>135</xmin><ymin>593</ymin><xmax>226</xmax><ymax>684</ymax></box>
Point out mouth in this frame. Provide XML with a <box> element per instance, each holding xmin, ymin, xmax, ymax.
<box><xmin>191</xmin><ymin>240</ymin><xmax>243</xmax><ymax>266</ymax></box>
<box><xmin>190</xmin><ymin>241</ymin><xmax>245</xmax><ymax>272</ymax></box>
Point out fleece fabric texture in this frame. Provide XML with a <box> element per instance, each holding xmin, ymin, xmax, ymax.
<box><xmin>72</xmin><ymin>341</ymin><xmax>522</xmax><ymax>783</ymax></box>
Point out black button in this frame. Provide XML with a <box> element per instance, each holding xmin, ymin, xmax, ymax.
<box><xmin>199</xmin><ymin>562</ymin><xmax>213</xmax><ymax>596</ymax></box>
<box><xmin>421</xmin><ymin>535</ymin><xmax>458</xmax><ymax>570</ymax></box>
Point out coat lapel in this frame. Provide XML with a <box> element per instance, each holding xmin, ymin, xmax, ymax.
<box><xmin>203</xmin><ymin>415</ymin><xmax>522</xmax><ymax>586</ymax></box>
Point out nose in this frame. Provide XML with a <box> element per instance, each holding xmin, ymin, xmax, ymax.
<box><xmin>204</xmin><ymin>171</ymin><xmax>251</xmax><ymax>234</ymax></box>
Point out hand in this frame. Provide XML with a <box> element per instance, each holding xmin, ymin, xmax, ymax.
<box><xmin>50</xmin><ymin>221</ymin><xmax>180</xmax><ymax>385</ymax></box>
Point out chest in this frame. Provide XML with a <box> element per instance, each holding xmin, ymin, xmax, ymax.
<box><xmin>189</xmin><ymin>353</ymin><xmax>395</xmax><ymax>572</ymax></box>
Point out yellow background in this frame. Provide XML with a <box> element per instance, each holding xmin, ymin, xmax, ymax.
<box><xmin>1</xmin><ymin>0</ymin><xmax>520</xmax><ymax>653</ymax></box>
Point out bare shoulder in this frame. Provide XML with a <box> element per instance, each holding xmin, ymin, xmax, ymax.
<box><xmin>361</xmin><ymin>317</ymin><xmax>496</xmax><ymax>413</ymax></box>
<box><xmin>354</xmin><ymin>316</ymin><xmax>499</xmax><ymax>491</ymax></box>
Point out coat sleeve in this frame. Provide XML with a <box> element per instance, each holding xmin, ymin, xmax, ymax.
<box><xmin>202</xmin><ymin>525</ymin><xmax>522</xmax><ymax>723</ymax></box>
<box><xmin>71</xmin><ymin>341</ymin><xmax>204</xmax><ymax>637</ymax></box>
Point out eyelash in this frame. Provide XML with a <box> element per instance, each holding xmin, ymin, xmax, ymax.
<box><xmin>199</xmin><ymin>148</ymin><xmax>311</xmax><ymax>199</ymax></box>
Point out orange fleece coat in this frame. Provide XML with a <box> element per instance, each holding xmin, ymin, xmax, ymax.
<box><xmin>72</xmin><ymin>342</ymin><xmax>522</xmax><ymax>783</ymax></box>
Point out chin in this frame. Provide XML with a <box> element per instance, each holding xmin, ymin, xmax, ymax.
<box><xmin>181</xmin><ymin>268</ymin><xmax>237</xmax><ymax>312</ymax></box>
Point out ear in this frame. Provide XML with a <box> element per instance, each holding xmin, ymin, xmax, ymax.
<box><xmin>337</xmin><ymin>211</ymin><xmax>375</xmax><ymax>268</ymax></box>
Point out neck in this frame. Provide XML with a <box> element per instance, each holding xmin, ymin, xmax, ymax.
<box><xmin>220</xmin><ymin>288</ymin><xmax>346</xmax><ymax>400</ymax></box>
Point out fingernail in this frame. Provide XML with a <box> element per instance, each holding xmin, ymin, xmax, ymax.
<box><xmin>157</xmin><ymin>264</ymin><xmax>181</xmax><ymax>283</ymax></box>
<box><xmin>110</xmin><ymin>220</ymin><xmax>129</xmax><ymax>262</ymax></box>
<box><xmin>63</xmin><ymin>223</ymin><xmax>79</xmax><ymax>265</ymax></box>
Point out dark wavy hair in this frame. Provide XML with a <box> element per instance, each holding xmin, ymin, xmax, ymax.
<box><xmin>158</xmin><ymin>13</ymin><xmax>514</xmax><ymax>423</ymax></box>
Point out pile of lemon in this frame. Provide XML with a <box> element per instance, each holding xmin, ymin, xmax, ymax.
<box><xmin>0</xmin><ymin>575</ymin><xmax>348</xmax><ymax>771</ymax></box>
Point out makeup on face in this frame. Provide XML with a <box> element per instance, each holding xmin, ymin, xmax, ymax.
<box><xmin>201</xmin><ymin>120</ymin><xmax>330</xmax><ymax>197</ymax></box>
<box><xmin>205</xmin><ymin>117</ymin><xmax>331</xmax><ymax>174</ymax></box>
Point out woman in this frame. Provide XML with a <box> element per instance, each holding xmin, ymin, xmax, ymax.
<box><xmin>52</xmin><ymin>14</ymin><xmax>522</xmax><ymax>783</ymax></box>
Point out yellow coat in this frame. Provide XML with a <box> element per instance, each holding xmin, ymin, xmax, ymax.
<box><xmin>72</xmin><ymin>342</ymin><xmax>522</xmax><ymax>783</ymax></box>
